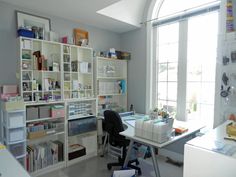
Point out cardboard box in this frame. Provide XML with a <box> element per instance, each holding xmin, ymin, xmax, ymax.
<box><xmin>27</xmin><ymin>131</ymin><xmax>46</xmax><ymax>139</ymax></box>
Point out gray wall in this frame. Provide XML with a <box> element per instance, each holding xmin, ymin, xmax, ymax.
<box><xmin>0</xmin><ymin>1</ymin><xmax>121</xmax><ymax>85</ymax></box>
<box><xmin>121</xmin><ymin>27</ymin><xmax>147</xmax><ymax>114</ymax></box>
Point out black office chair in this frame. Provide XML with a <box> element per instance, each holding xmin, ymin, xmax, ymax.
<box><xmin>103</xmin><ymin>110</ymin><xmax>142</xmax><ymax>175</ymax></box>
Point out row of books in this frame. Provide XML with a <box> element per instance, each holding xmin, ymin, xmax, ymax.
<box><xmin>27</xmin><ymin>121</ymin><xmax>58</xmax><ymax>133</ymax></box>
<box><xmin>26</xmin><ymin>141</ymin><xmax>64</xmax><ymax>172</ymax></box>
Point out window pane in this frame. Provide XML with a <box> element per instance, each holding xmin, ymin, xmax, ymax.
<box><xmin>158</xmin><ymin>0</ymin><xmax>218</xmax><ymax>19</ymax></box>
<box><xmin>158</xmin><ymin>63</ymin><xmax>167</xmax><ymax>81</ymax></box>
<box><xmin>187</xmin><ymin>62</ymin><xmax>202</xmax><ymax>81</ymax></box>
<box><xmin>186</xmin><ymin>12</ymin><xmax>218</xmax><ymax>128</ymax></box>
<box><xmin>168</xmin><ymin>63</ymin><xmax>178</xmax><ymax>81</ymax></box>
<box><xmin>167</xmin><ymin>82</ymin><xmax>177</xmax><ymax>101</ymax></box>
<box><xmin>156</xmin><ymin>23</ymin><xmax>179</xmax><ymax>111</ymax></box>
<box><xmin>158</xmin><ymin>82</ymin><xmax>167</xmax><ymax>100</ymax></box>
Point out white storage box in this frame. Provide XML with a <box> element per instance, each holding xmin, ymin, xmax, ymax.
<box><xmin>4</xmin><ymin>111</ymin><xmax>25</xmax><ymax>128</ymax></box>
<box><xmin>113</xmin><ymin>169</ymin><xmax>135</xmax><ymax>177</ymax></box>
<box><xmin>9</xmin><ymin>141</ymin><xmax>26</xmax><ymax>157</ymax></box>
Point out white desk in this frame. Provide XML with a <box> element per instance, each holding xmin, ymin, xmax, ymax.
<box><xmin>120</xmin><ymin>116</ymin><xmax>204</xmax><ymax>177</ymax></box>
<box><xmin>184</xmin><ymin>120</ymin><xmax>236</xmax><ymax>177</ymax></box>
<box><xmin>0</xmin><ymin>145</ymin><xmax>31</xmax><ymax>177</ymax></box>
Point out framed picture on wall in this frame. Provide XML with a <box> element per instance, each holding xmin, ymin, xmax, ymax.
<box><xmin>16</xmin><ymin>11</ymin><xmax>51</xmax><ymax>39</ymax></box>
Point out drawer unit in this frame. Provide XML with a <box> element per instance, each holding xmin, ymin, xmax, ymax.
<box><xmin>4</xmin><ymin>126</ymin><xmax>26</xmax><ymax>142</ymax></box>
<box><xmin>3</xmin><ymin>111</ymin><xmax>25</xmax><ymax>128</ymax></box>
<box><xmin>9</xmin><ymin>141</ymin><xmax>26</xmax><ymax>157</ymax></box>
<box><xmin>68</xmin><ymin>116</ymin><xmax>97</xmax><ymax>136</ymax></box>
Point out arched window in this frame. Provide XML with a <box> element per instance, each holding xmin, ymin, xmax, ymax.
<box><xmin>150</xmin><ymin>0</ymin><xmax>220</xmax><ymax>129</ymax></box>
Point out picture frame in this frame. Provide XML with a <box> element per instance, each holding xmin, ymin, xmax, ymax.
<box><xmin>16</xmin><ymin>11</ymin><xmax>51</xmax><ymax>38</ymax></box>
<box><xmin>74</xmin><ymin>28</ymin><xmax>89</xmax><ymax>46</ymax></box>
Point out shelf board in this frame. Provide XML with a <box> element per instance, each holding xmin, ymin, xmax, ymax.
<box><xmin>39</xmin><ymin>70</ymin><xmax>60</xmax><ymax>73</ymax></box>
<box><xmin>27</xmin><ymin>131</ymin><xmax>65</xmax><ymax>142</ymax></box>
<box><xmin>30</xmin><ymin>161</ymin><xmax>65</xmax><ymax>176</ymax></box>
<box><xmin>15</xmin><ymin>153</ymin><xmax>27</xmax><ymax>159</ymax></box>
<box><xmin>25</xmin><ymin>100</ymin><xmax>65</xmax><ymax>106</ymax></box>
<box><xmin>26</xmin><ymin>116</ymin><xmax>64</xmax><ymax>123</ymax></box>
<box><xmin>98</xmin><ymin>93</ymin><xmax>126</xmax><ymax>96</ymax></box>
<box><xmin>68</xmin><ymin>114</ymin><xmax>95</xmax><ymax>121</ymax></box>
<box><xmin>3</xmin><ymin>139</ymin><xmax>26</xmax><ymax>145</ymax></box>
<box><xmin>21</xmin><ymin>48</ymin><xmax>32</xmax><ymax>51</ymax></box>
<box><xmin>97</xmin><ymin>76</ymin><xmax>127</xmax><ymax>79</ymax></box>
<box><xmin>79</xmin><ymin>72</ymin><xmax>92</xmax><ymax>75</ymax></box>
<box><xmin>21</xmin><ymin>59</ymin><xmax>32</xmax><ymax>61</ymax></box>
<box><xmin>97</xmin><ymin>56</ymin><xmax>127</xmax><ymax>62</ymax></box>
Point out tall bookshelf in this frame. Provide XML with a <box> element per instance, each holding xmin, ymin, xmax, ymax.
<box><xmin>15</xmin><ymin>37</ymin><xmax>98</xmax><ymax>176</ymax></box>
<box><xmin>94</xmin><ymin>57</ymin><xmax>128</xmax><ymax>116</ymax></box>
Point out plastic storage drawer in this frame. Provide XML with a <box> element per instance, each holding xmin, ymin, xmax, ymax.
<box><xmin>9</xmin><ymin>141</ymin><xmax>26</xmax><ymax>157</ymax></box>
<box><xmin>4</xmin><ymin>127</ymin><xmax>25</xmax><ymax>142</ymax></box>
<box><xmin>4</xmin><ymin>111</ymin><xmax>25</xmax><ymax>128</ymax></box>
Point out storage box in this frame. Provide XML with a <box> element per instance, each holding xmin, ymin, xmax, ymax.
<box><xmin>26</xmin><ymin>107</ymin><xmax>38</xmax><ymax>120</ymax></box>
<box><xmin>2</xmin><ymin>101</ymin><xmax>24</xmax><ymax>111</ymax></box>
<box><xmin>0</xmin><ymin>85</ymin><xmax>18</xmax><ymax>94</ymax></box>
<box><xmin>39</xmin><ymin>105</ymin><xmax>51</xmax><ymax>118</ymax></box>
<box><xmin>68</xmin><ymin>144</ymin><xmax>86</xmax><ymax>160</ymax></box>
<box><xmin>27</xmin><ymin>131</ymin><xmax>46</xmax><ymax>140</ymax></box>
<box><xmin>17</xmin><ymin>29</ymin><xmax>34</xmax><ymax>38</ymax></box>
<box><xmin>51</xmin><ymin>105</ymin><xmax>65</xmax><ymax>118</ymax></box>
<box><xmin>4</xmin><ymin>111</ymin><xmax>25</xmax><ymax>128</ymax></box>
<box><xmin>113</xmin><ymin>169</ymin><xmax>135</xmax><ymax>177</ymax></box>
<box><xmin>5</xmin><ymin>127</ymin><xmax>25</xmax><ymax>142</ymax></box>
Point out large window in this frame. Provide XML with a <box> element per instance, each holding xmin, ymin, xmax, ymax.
<box><xmin>153</xmin><ymin>0</ymin><xmax>219</xmax><ymax>128</ymax></box>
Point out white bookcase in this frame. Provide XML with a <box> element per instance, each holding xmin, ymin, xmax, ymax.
<box><xmin>94</xmin><ymin>57</ymin><xmax>128</xmax><ymax>116</ymax></box>
<box><xmin>18</xmin><ymin>37</ymin><xmax>94</xmax><ymax>102</ymax></box>
<box><xmin>25</xmin><ymin>101</ymin><xmax>66</xmax><ymax>176</ymax></box>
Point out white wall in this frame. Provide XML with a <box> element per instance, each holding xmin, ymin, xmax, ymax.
<box><xmin>0</xmin><ymin>1</ymin><xmax>121</xmax><ymax>85</ymax></box>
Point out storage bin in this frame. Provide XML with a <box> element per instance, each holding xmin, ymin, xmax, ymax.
<box><xmin>9</xmin><ymin>141</ymin><xmax>26</xmax><ymax>157</ymax></box>
<box><xmin>39</xmin><ymin>105</ymin><xmax>51</xmax><ymax>118</ymax></box>
<box><xmin>10</xmin><ymin>128</ymin><xmax>25</xmax><ymax>142</ymax></box>
<box><xmin>2</xmin><ymin>101</ymin><xmax>25</xmax><ymax>111</ymax></box>
<box><xmin>68</xmin><ymin>144</ymin><xmax>86</xmax><ymax>160</ymax></box>
<box><xmin>4</xmin><ymin>111</ymin><xmax>25</xmax><ymax>128</ymax></box>
<box><xmin>17</xmin><ymin>29</ymin><xmax>34</xmax><ymax>38</ymax></box>
<box><xmin>5</xmin><ymin>127</ymin><xmax>25</xmax><ymax>142</ymax></box>
<box><xmin>27</xmin><ymin>130</ymin><xmax>46</xmax><ymax>140</ymax></box>
<box><xmin>51</xmin><ymin>105</ymin><xmax>65</xmax><ymax>118</ymax></box>
<box><xmin>26</xmin><ymin>107</ymin><xmax>38</xmax><ymax>120</ymax></box>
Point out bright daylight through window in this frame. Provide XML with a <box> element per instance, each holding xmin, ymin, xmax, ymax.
<box><xmin>153</xmin><ymin>0</ymin><xmax>219</xmax><ymax>129</ymax></box>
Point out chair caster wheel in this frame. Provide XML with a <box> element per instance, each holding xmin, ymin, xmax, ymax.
<box><xmin>107</xmin><ymin>164</ymin><xmax>112</xmax><ymax>170</ymax></box>
<box><xmin>138</xmin><ymin>170</ymin><xmax>142</xmax><ymax>176</ymax></box>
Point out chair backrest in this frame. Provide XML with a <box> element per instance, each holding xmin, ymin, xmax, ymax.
<box><xmin>103</xmin><ymin>110</ymin><xmax>126</xmax><ymax>146</ymax></box>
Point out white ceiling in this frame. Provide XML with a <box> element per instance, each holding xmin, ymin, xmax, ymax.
<box><xmin>1</xmin><ymin>0</ymin><xmax>148</xmax><ymax>33</ymax></box>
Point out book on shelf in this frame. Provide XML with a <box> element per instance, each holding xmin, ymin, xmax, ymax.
<box><xmin>26</xmin><ymin>140</ymin><xmax>64</xmax><ymax>173</ymax></box>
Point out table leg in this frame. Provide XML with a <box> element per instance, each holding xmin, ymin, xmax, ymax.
<box><xmin>123</xmin><ymin>139</ymin><xmax>134</xmax><ymax>168</ymax></box>
<box><xmin>150</xmin><ymin>146</ymin><xmax>161</xmax><ymax>177</ymax></box>
<box><xmin>101</xmin><ymin>132</ymin><xmax>108</xmax><ymax>156</ymax></box>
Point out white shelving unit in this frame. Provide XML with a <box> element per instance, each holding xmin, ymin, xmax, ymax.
<box><xmin>18</xmin><ymin>37</ymin><xmax>94</xmax><ymax>102</ymax></box>
<box><xmin>25</xmin><ymin>102</ymin><xmax>66</xmax><ymax>176</ymax></box>
<box><xmin>94</xmin><ymin>57</ymin><xmax>128</xmax><ymax>116</ymax></box>
<box><xmin>66</xmin><ymin>98</ymin><xmax>97</xmax><ymax>166</ymax></box>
